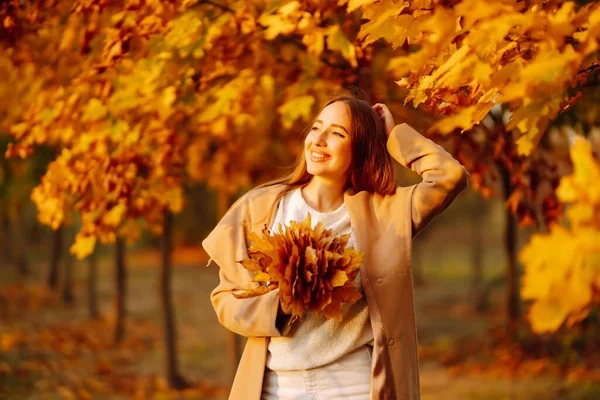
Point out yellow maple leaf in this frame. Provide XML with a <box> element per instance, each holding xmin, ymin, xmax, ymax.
<box><xmin>429</xmin><ymin>102</ymin><xmax>493</xmax><ymax>134</ymax></box>
<box><xmin>346</xmin><ymin>0</ymin><xmax>377</xmax><ymax>13</ymax></box>
<box><xmin>527</xmin><ymin>295</ymin><xmax>571</xmax><ymax>333</ymax></box>
<box><xmin>568</xmin><ymin>138</ymin><xmax>600</xmax><ymax>204</ymax></box>
<box><xmin>325</xmin><ymin>25</ymin><xmax>357</xmax><ymax>68</ymax></box>
<box><xmin>331</xmin><ymin>270</ymin><xmax>349</xmax><ymax>287</ymax></box>
<box><xmin>515</xmin><ymin>134</ymin><xmax>535</xmax><ymax>156</ymax></box>
<box><xmin>258</xmin><ymin>14</ymin><xmax>296</xmax><ymax>40</ymax></box>
<box><xmin>81</xmin><ymin>99</ymin><xmax>107</xmax><ymax>122</ymax></box>
<box><xmin>253</xmin><ymin>272</ymin><xmax>271</xmax><ymax>282</ymax></box>
<box><xmin>277</xmin><ymin>95</ymin><xmax>315</xmax><ymax>129</ymax></box>
<box><xmin>302</xmin><ymin>31</ymin><xmax>325</xmax><ymax>56</ymax></box>
<box><xmin>164</xmin><ymin>187</ymin><xmax>183</xmax><ymax>213</ymax></box>
<box><xmin>102</xmin><ymin>203</ymin><xmax>127</xmax><ymax>228</ymax></box>
<box><xmin>70</xmin><ymin>234</ymin><xmax>97</xmax><ymax>260</ymax></box>
<box><xmin>358</xmin><ymin>0</ymin><xmax>409</xmax><ymax>47</ymax></box>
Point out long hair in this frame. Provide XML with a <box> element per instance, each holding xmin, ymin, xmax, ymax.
<box><xmin>257</xmin><ymin>93</ymin><xmax>397</xmax><ymax>222</ymax></box>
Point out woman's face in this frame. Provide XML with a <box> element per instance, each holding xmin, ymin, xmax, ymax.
<box><xmin>304</xmin><ymin>101</ymin><xmax>353</xmax><ymax>181</ymax></box>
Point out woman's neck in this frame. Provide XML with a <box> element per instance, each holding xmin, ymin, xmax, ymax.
<box><xmin>301</xmin><ymin>177</ymin><xmax>346</xmax><ymax>213</ymax></box>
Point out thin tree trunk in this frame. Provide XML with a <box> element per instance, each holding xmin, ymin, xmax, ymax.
<box><xmin>29</xmin><ymin>217</ymin><xmax>45</xmax><ymax>247</ymax></box>
<box><xmin>62</xmin><ymin>246</ymin><xmax>75</xmax><ymax>304</ymax></box>
<box><xmin>218</xmin><ymin>191</ymin><xmax>242</xmax><ymax>383</ymax></box>
<box><xmin>160</xmin><ymin>209</ymin><xmax>188</xmax><ymax>388</ymax></box>
<box><xmin>499</xmin><ymin>165</ymin><xmax>520</xmax><ymax>324</ymax></box>
<box><xmin>470</xmin><ymin>194</ymin><xmax>487</xmax><ymax>312</ymax></box>
<box><xmin>88</xmin><ymin>248</ymin><xmax>99</xmax><ymax>319</ymax></box>
<box><xmin>8</xmin><ymin>205</ymin><xmax>29</xmax><ymax>275</ymax></box>
<box><xmin>48</xmin><ymin>227</ymin><xmax>62</xmax><ymax>289</ymax></box>
<box><xmin>0</xmin><ymin>208</ymin><xmax>10</xmax><ymax>266</ymax></box>
<box><xmin>114</xmin><ymin>237</ymin><xmax>127</xmax><ymax>343</ymax></box>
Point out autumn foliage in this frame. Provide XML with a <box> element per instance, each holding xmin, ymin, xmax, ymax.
<box><xmin>363</xmin><ymin>0</ymin><xmax>600</xmax><ymax>155</ymax></box>
<box><xmin>1</xmin><ymin>2</ymin><xmax>600</xmax><ymax>397</ymax></box>
<box><xmin>1</xmin><ymin>0</ymin><xmax>599</xmax><ymax>336</ymax></box>
<box><xmin>234</xmin><ymin>214</ymin><xmax>364</xmax><ymax>323</ymax></box>
<box><xmin>520</xmin><ymin>135</ymin><xmax>600</xmax><ymax>333</ymax></box>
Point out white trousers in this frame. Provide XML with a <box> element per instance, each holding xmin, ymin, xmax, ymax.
<box><xmin>261</xmin><ymin>345</ymin><xmax>372</xmax><ymax>400</ymax></box>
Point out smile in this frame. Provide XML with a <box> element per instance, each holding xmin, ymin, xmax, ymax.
<box><xmin>310</xmin><ymin>151</ymin><xmax>331</xmax><ymax>161</ymax></box>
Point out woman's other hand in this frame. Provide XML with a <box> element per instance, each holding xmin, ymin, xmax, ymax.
<box><xmin>372</xmin><ymin>103</ymin><xmax>395</xmax><ymax>138</ymax></box>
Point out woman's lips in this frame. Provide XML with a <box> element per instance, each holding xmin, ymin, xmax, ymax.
<box><xmin>309</xmin><ymin>151</ymin><xmax>331</xmax><ymax>162</ymax></box>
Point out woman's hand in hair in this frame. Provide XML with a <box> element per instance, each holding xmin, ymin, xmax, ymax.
<box><xmin>372</xmin><ymin>103</ymin><xmax>395</xmax><ymax>138</ymax></box>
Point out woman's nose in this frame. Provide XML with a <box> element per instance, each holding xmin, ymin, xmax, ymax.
<box><xmin>315</xmin><ymin>130</ymin><xmax>327</xmax><ymax>145</ymax></box>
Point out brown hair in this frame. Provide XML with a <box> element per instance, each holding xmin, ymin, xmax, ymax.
<box><xmin>257</xmin><ymin>93</ymin><xmax>396</xmax><ymax>222</ymax></box>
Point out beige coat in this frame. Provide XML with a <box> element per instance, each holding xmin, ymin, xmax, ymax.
<box><xmin>202</xmin><ymin>123</ymin><xmax>469</xmax><ymax>400</ymax></box>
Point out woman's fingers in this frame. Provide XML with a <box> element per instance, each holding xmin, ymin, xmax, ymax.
<box><xmin>372</xmin><ymin>103</ymin><xmax>386</xmax><ymax>118</ymax></box>
<box><xmin>373</xmin><ymin>103</ymin><xmax>389</xmax><ymax>114</ymax></box>
<box><xmin>373</xmin><ymin>103</ymin><xmax>394</xmax><ymax>137</ymax></box>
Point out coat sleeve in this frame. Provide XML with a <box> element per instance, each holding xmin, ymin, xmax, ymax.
<box><xmin>203</xmin><ymin>194</ymin><xmax>290</xmax><ymax>338</ymax></box>
<box><xmin>210</xmin><ymin>258</ymin><xmax>287</xmax><ymax>337</ymax></box>
<box><xmin>386</xmin><ymin>123</ymin><xmax>470</xmax><ymax>237</ymax></box>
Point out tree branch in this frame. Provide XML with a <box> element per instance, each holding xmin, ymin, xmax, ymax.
<box><xmin>577</xmin><ymin>63</ymin><xmax>600</xmax><ymax>75</ymax></box>
<box><xmin>199</xmin><ymin>0</ymin><xmax>235</xmax><ymax>14</ymax></box>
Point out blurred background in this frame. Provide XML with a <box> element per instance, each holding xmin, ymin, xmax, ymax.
<box><xmin>1</xmin><ymin>1</ymin><xmax>599</xmax><ymax>399</ymax></box>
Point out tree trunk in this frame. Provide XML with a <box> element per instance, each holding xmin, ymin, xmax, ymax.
<box><xmin>8</xmin><ymin>205</ymin><xmax>29</xmax><ymax>276</ymax></box>
<box><xmin>0</xmin><ymin>208</ymin><xmax>11</xmax><ymax>266</ymax></box>
<box><xmin>29</xmin><ymin>217</ymin><xmax>45</xmax><ymax>247</ymax></box>
<box><xmin>160</xmin><ymin>209</ymin><xmax>189</xmax><ymax>388</ymax></box>
<box><xmin>470</xmin><ymin>194</ymin><xmax>487</xmax><ymax>312</ymax></box>
<box><xmin>62</xmin><ymin>245</ymin><xmax>75</xmax><ymax>304</ymax></box>
<box><xmin>499</xmin><ymin>165</ymin><xmax>521</xmax><ymax>324</ymax></box>
<box><xmin>88</xmin><ymin>248</ymin><xmax>99</xmax><ymax>319</ymax></box>
<box><xmin>218</xmin><ymin>191</ymin><xmax>242</xmax><ymax>383</ymax></box>
<box><xmin>48</xmin><ymin>227</ymin><xmax>62</xmax><ymax>289</ymax></box>
<box><xmin>471</xmin><ymin>196</ymin><xmax>490</xmax><ymax>313</ymax></box>
<box><xmin>114</xmin><ymin>237</ymin><xmax>127</xmax><ymax>343</ymax></box>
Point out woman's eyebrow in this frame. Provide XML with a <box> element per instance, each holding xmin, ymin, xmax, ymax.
<box><xmin>314</xmin><ymin>119</ymin><xmax>349</xmax><ymax>134</ymax></box>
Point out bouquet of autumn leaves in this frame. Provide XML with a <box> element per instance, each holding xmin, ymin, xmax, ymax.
<box><xmin>233</xmin><ymin>214</ymin><xmax>364</xmax><ymax>324</ymax></box>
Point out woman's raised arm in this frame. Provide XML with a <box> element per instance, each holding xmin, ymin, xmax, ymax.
<box><xmin>386</xmin><ymin>122</ymin><xmax>469</xmax><ymax>237</ymax></box>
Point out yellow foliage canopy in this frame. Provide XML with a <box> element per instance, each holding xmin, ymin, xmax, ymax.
<box><xmin>520</xmin><ymin>137</ymin><xmax>600</xmax><ymax>333</ymax></box>
<box><xmin>355</xmin><ymin>0</ymin><xmax>600</xmax><ymax>154</ymax></box>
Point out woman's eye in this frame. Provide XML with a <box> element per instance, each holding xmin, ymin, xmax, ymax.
<box><xmin>310</xmin><ymin>126</ymin><xmax>344</xmax><ymax>138</ymax></box>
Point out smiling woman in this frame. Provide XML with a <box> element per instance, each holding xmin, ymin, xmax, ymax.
<box><xmin>203</xmin><ymin>92</ymin><xmax>469</xmax><ymax>400</ymax></box>
<box><xmin>261</xmin><ymin>94</ymin><xmax>398</xmax><ymax>220</ymax></box>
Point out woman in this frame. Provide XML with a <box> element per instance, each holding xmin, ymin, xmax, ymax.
<box><xmin>203</xmin><ymin>94</ymin><xmax>469</xmax><ymax>400</ymax></box>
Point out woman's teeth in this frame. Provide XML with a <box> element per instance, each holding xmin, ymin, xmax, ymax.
<box><xmin>311</xmin><ymin>152</ymin><xmax>330</xmax><ymax>160</ymax></box>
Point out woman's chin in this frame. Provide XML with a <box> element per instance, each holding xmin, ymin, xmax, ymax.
<box><xmin>307</xmin><ymin>169</ymin><xmax>322</xmax><ymax>177</ymax></box>
<box><xmin>306</xmin><ymin>169</ymin><xmax>336</xmax><ymax>180</ymax></box>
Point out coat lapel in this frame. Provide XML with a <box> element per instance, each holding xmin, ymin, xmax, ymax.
<box><xmin>344</xmin><ymin>188</ymin><xmax>396</xmax><ymax>399</ymax></box>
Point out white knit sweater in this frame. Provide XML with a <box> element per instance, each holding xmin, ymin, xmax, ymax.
<box><xmin>266</xmin><ymin>187</ymin><xmax>374</xmax><ymax>371</ymax></box>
